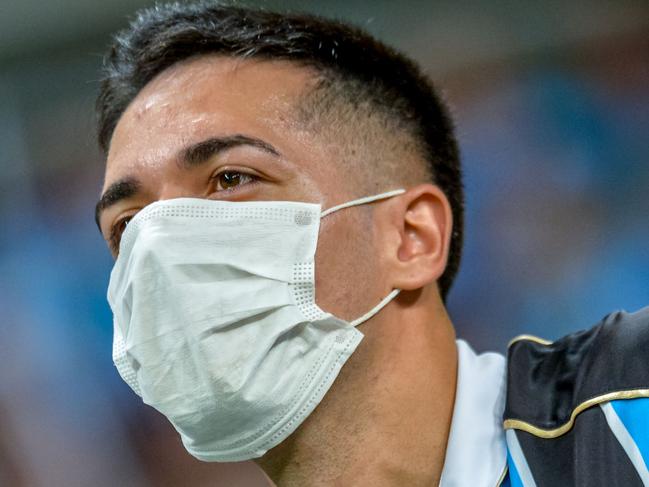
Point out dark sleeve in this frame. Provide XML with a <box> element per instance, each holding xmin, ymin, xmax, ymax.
<box><xmin>504</xmin><ymin>306</ymin><xmax>649</xmax><ymax>486</ymax></box>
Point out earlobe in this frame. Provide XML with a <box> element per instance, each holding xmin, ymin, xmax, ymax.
<box><xmin>390</xmin><ymin>185</ymin><xmax>452</xmax><ymax>291</ymax></box>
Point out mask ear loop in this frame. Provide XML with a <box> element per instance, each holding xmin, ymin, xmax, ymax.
<box><xmin>320</xmin><ymin>189</ymin><xmax>406</xmax><ymax>218</ymax></box>
<box><xmin>319</xmin><ymin>188</ymin><xmax>406</xmax><ymax>327</ymax></box>
<box><xmin>350</xmin><ymin>289</ymin><xmax>401</xmax><ymax>327</ymax></box>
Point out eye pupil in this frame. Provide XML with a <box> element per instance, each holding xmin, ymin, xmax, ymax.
<box><xmin>108</xmin><ymin>216</ymin><xmax>133</xmax><ymax>256</ymax></box>
<box><xmin>219</xmin><ymin>171</ymin><xmax>241</xmax><ymax>189</ymax></box>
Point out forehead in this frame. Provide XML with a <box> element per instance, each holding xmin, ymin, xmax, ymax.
<box><xmin>105</xmin><ymin>56</ymin><xmax>317</xmax><ymax>188</ymax></box>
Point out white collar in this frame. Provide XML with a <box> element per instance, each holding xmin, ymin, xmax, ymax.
<box><xmin>439</xmin><ymin>339</ymin><xmax>508</xmax><ymax>487</ymax></box>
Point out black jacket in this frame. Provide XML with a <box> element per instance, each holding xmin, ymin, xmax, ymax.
<box><xmin>503</xmin><ymin>306</ymin><xmax>649</xmax><ymax>486</ymax></box>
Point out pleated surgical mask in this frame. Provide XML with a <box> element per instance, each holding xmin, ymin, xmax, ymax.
<box><xmin>107</xmin><ymin>189</ymin><xmax>404</xmax><ymax>462</ymax></box>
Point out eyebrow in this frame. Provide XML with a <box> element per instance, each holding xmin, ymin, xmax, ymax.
<box><xmin>180</xmin><ymin>134</ymin><xmax>280</xmax><ymax>168</ymax></box>
<box><xmin>95</xmin><ymin>177</ymin><xmax>140</xmax><ymax>231</ymax></box>
<box><xmin>94</xmin><ymin>134</ymin><xmax>281</xmax><ymax>232</ymax></box>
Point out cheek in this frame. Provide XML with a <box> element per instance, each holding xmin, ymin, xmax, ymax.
<box><xmin>312</xmin><ymin>211</ymin><xmax>381</xmax><ymax>320</ymax></box>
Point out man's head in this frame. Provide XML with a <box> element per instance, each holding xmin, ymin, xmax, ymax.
<box><xmin>96</xmin><ymin>2</ymin><xmax>463</xmax><ymax>309</ymax></box>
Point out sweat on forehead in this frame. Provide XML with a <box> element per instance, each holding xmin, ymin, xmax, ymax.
<box><xmin>109</xmin><ymin>55</ymin><xmax>426</xmax><ymax>196</ymax></box>
<box><xmin>113</xmin><ymin>56</ymin><xmax>315</xmax><ymax>136</ymax></box>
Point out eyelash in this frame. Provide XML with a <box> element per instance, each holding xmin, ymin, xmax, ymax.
<box><xmin>210</xmin><ymin>169</ymin><xmax>259</xmax><ymax>193</ymax></box>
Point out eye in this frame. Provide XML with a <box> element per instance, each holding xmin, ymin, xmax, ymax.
<box><xmin>109</xmin><ymin>215</ymin><xmax>133</xmax><ymax>253</ymax></box>
<box><xmin>213</xmin><ymin>170</ymin><xmax>257</xmax><ymax>192</ymax></box>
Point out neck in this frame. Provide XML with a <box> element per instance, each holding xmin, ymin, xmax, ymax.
<box><xmin>256</xmin><ymin>288</ymin><xmax>458</xmax><ymax>486</ymax></box>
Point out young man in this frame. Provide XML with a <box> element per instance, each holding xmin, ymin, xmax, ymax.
<box><xmin>95</xmin><ymin>3</ymin><xmax>649</xmax><ymax>485</ymax></box>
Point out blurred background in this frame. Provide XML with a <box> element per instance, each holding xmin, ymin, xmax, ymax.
<box><xmin>0</xmin><ymin>0</ymin><xmax>647</xmax><ymax>485</ymax></box>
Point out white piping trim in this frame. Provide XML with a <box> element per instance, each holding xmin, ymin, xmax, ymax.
<box><xmin>600</xmin><ymin>402</ymin><xmax>649</xmax><ymax>483</ymax></box>
<box><xmin>506</xmin><ymin>429</ymin><xmax>537</xmax><ymax>487</ymax></box>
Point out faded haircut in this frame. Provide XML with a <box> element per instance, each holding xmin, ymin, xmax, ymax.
<box><xmin>96</xmin><ymin>1</ymin><xmax>464</xmax><ymax>300</ymax></box>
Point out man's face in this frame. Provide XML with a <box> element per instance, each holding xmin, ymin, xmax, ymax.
<box><xmin>98</xmin><ymin>56</ymin><xmax>390</xmax><ymax>321</ymax></box>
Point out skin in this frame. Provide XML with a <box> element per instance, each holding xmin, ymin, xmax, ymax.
<box><xmin>98</xmin><ymin>55</ymin><xmax>458</xmax><ymax>486</ymax></box>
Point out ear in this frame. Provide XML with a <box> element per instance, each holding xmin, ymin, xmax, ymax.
<box><xmin>379</xmin><ymin>184</ymin><xmax>453</xmax><ymax>292</ymax></box>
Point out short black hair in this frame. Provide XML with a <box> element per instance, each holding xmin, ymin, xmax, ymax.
<box><xmin>96</xmin><ymin>1</ymin><xmax>464</xmax><ymax>300</ymax></box>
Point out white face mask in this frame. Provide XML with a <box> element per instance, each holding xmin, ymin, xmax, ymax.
<box><xmin>107</xmin><ymin>189</ymin><xmax>404</xmax><ymax>462</ymax></box>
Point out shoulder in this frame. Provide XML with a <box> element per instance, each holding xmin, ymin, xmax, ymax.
<box><xmin>505</xmin><ymin>305</ymin><xmax>649</xmax><ymax>434</ymax></box>
<box><xmin>503</xmin><ymin>306</ymin><xmax>649</xmax><ymax>486</ymax></box>
<box><xmin>508</xmin><ymin>305</ymin><xmax>649</xmax><ymax>362</ymax></box>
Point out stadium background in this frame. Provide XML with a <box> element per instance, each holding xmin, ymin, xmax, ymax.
<box><xmin>0</xmin><ymin>1</ymin><xmax>647</xmax><ymax>485</ymax></box>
